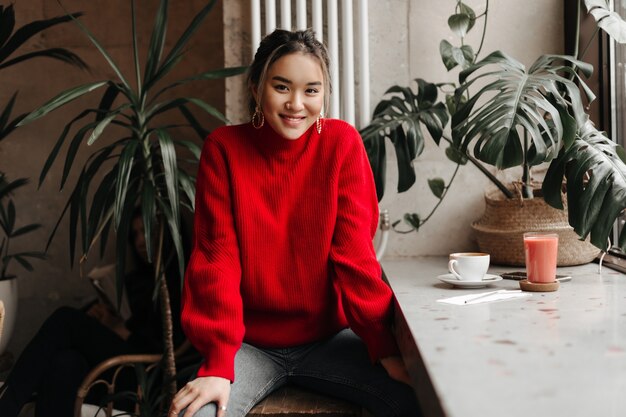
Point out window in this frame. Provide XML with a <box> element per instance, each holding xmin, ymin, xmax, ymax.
<box><xmin>565</xmin><ymin>0</ymin><xmax>626</xmax><ymax>262</ymax></box>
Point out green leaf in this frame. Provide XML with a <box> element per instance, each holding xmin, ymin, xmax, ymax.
<box><xmin>61</xmin><ymin>120</ymin><xmax>102</xmax><ymax>189</ymax></box>
<box><xmin>585</xmin><ymin>0</ymin><xmax>626</xmax><ymax>43</ymax></box>
<box><xmin>147</xmin><ymin>0</ymin><xmax>216</xmax><ymax>89</ymax></box>
<box><xmin>11</xmin><ymin>223</ymin><xmax>40</xmax><ymax>238</ymax></box>
<box><xmin>151</xmin><ymin>65</ymin><xmax>247</xmax><ymax>102</ymax></box>
<box><xmin>459</xmin><ymin>45</ymin><xmax>475</xmax><ymax>67</ymax></box>
<box><xmin>114</xmin><ymin>141</ymin><xmax>140</xmax><ymax>229</ymax></box>
<box><xmin>403</xmin><ymin>213</ymin><xmax>421</xmax><ymax>230</ymax></box>
<box><xmin>0</xmin><ymin>48</ymin><xmax>86</xmax><ymax>71</ymax></box>
<box><xmin>86</xmin><ymin>163</ymin><xmax>116</xmax><ymax>253</ymax></box>
<box><xmin>57</xmin><ymin>7</ymin><xmax>133</xmax><ymax>97</ymax></box>
<box><xmin>458</xmin><ymin>2</ymin><xmax>477</xmax><ymax>32</ymax></box>
<box><xmin>157</xmin><ymin>198</ymin><xmax>185</xmax><ymax>282</ymax></box>
<box><xmin>544</xmin><ymin>121</ymin><xmax>626</xmax><ymax>251</ymax></box>
<box><xmin>445</xmin><ymin>145</ymin><xmax>468</xmax><ymax>165</ymax></box>
<box><xmin>0</xmin><ymin>92</ymin><xmax>18</xmax><ymax>133</ymax></box>
<box><xmin>453</xmin><ymin>52</ymin><xmax>589</xmax><ymax>170</ymax></box>
<box><xmin>141</xmin><ymin>182</ymin><xmax>156</xmax><ymax>263</ymax></box>
<box><xmin>440</xmin><ymin>40</ymin><xmax>457</xmax><ymax>71</ymax></box>
<box><xmin>178</xmin><ymin>169</ymin><xmax>196</xmax><ymax>211</ymax></box>
<box><xmin>87</xmin><ymin>104</ymin><xmax>130</xmax><ymax>145</ymax></box>
<box><xmin>18</xmin><ymin>82</ymin><xmax>108</xmax><ymax>126</ymax></box>
<box><xmin>115</xmin><ymin>190</ymin><xmax>137</xmax><ymax>309</ymax></box>
<box><xmin>448</xmin><ymin>13</ymin><xmax>471</xmax><ymax>38</ymax></box>
<box><xmin>130</xmin><ymin>1</ymin><xmax>142</xmax><ymax>95</ymax></box>
<box><xmin>12</xmin><ymin>256</ymin><xmax>34</xmax><ymax>271</ymax></box>
<box><xmin>360</xmin><ymin>78</ymin><xmax>449</xmax><ymax>198</ymax></box>
<box><xmin>148</xmin><ymin>97</ymin><xmax>228</xmax><ymax>124</ymax></box>
<box><xmin>0</xmin><ymin>5</ymin><xmax>16</xmax><ymax>49</ymax></box>
<box><xmin>156</xmin><ymin>129</ymin><xmax>180</xmax><ymax>234</ymax></box>
<box><xmin>95</xmin><ymin>83</ymin><xmax>121</xmax><ymax>122</ymax></box>
<box><xmin>178</xmin><ymin>106</ymin><xmax>209</xmax><ymax>140</ymax></box>
<box><xmin>175</xmin><ymin>139</ymin><xmax>202</xmax><ymax>160</ymax></box>
<box><xmin>11</xmin><ymin>251</ymin><xmax>46</xmax><ymax>272</ymax></box>
<box><xmin>38</xmin><ymin>109</ymin><xmax>96</xmax><ymax>187</ymax></box>
<box><xmin>0</xmin><ymin>12</ymin><xmax>83</xmax><ymax>64</ymax></box>
<box><xmin>428</xmin><ymin>178</ymin><xmax>446</xmax><ymax>198</ymax></box>
<box><xmin>6</xmin><ymin>200</ymin><xmax>15</xmax><ymax>234</ymax></box>
<box><xmin>144</xmin><ymin>0</ymin><xmax>169</xmax><ymax>86</ymax></box>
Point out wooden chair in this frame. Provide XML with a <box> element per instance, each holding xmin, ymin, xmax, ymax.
<box><xmin>74</xmin><ymin>342</ymin><xmax>368</xmax><ymax>417</ymax></box>
<box><xmin>74</xmin><ymin>341</ymin><xmax>195</xmax><ymax>417</ymax></box>
<box><xmin>248</xmin><ymin>385</ymin><xmax>369</xmax><ymax>417</ymax></box>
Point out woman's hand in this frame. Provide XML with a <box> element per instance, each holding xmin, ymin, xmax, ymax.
<box><xmin>169</xmin><ymin>376</ymin><xmax>231</xmax><ymax>417</ymax></box>
<box><xmin>380</xmin><ymin>356</ymin><xmax>412</xmax><ymax>385</ymax></box>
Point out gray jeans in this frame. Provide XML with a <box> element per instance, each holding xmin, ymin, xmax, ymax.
<box><xmin>182</xmin><ymin>329</ymin><xmax>421</xmax><ymax>417</ymax></box>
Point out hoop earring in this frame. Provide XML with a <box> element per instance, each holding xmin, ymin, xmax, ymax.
<box><xmin>316</xmin><ymin>113</ymin><xmax>323</xmax><ymax>134</ymax></box>
<box><xmin>252</xmin><ymin>106</ymin><xmax>264</xmax><ymax>129</ymax></box>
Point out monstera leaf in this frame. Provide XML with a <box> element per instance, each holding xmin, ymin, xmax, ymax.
<box><xmin>543</xmin><ymin>120</ymin><xmax>626</xmax><ymax>251</ymax></box>
<box><xmin>452</xmin><ymin>51</ymin><xmax>592</xmax><ymax>170</ymax></box>
<box><xmin>585</xmin><ymin>0</ymin><xmax>626</xmax><ymax>43</ymax></box>
<box><xmin>359</xmin><ymin>79</ymin><xmax>449</xmax><ymax>200</ymax></box>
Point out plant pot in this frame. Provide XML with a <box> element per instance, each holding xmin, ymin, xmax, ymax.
<box><xmin>471</xmin><ymin>187</ymin><xmax>601</xmax><ymax>266</ymax></box>
<box><xmin>0</xmin><ymin>277</ymin><xmax>17</xmax><ymax>355</ymax></box>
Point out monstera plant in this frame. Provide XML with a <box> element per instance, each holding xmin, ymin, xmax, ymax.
<box><xmin>18</xmin><ymin>0</ymin><xmax>246</xmax><ymax>405</ymax></box>
<box><xmin>361</xmin><ymin>0</ymin><xmax>626</xmax><ymax>252</ymax></box>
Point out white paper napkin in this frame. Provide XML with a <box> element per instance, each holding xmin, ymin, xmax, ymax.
<box><xmin>437</xmin><ymin>289</ymin><xmax>531</xmax><ymax>305</ymax></box>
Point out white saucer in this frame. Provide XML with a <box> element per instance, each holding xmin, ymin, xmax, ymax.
<box><xmin>437</xmin><ymin>273</ymin><xmax>502</xmax><ymax>288</ymax></box>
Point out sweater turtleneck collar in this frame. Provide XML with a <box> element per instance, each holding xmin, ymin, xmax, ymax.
<box><xmin>249</xmin><ymin>120</ymin><xmax>315</xmax><ymax>153</ymax></box>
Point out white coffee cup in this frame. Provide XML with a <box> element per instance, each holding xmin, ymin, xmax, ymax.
<box><xmin>448</xmin><ymin>252</ymin><xmax>490</xmax><ymax>281</ymax></box>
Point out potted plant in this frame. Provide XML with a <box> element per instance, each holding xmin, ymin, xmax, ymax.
<box><xmin>361</xmin><ymin>0</ymin><xmax>626</xmax><ymax>265</ymax></box>
<box><xmin>0</xmin><ymin>3</ymin><xmax>85</xmax><ymax>354</ymax></box>
<box><xmin>18</xmin><ymin>0</ymin><xmax>246</xmax><ymax>407</ymax></box>
<box><xmin>0</xmin><ymin>175</ymin><xmax>45</xmax><ymax>354</ymax></box>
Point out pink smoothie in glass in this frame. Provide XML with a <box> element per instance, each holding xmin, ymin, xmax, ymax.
<box><xmin>524</xmin><ymin>233</ymin><xmax>559</xmax><ymax>283</ymax></box>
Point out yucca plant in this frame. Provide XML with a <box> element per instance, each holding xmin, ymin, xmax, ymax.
<box><xmin>0</xmin><ymin>4</ymin><xmax>84</xmax><ymax>278</ymax></box>
<box><xmin>18</xmin><ymin>0</ymin><xmax>246</xmax><ymax>405</ymax></box>
<box><xmin>361</xmin><ymin>0</ymin><xmax>626</xmax><ymax>251</ymax></box>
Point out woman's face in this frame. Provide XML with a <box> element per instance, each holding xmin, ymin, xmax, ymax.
<box><xmin>255</xmin><ymin>52</ymin><xmax>325</xmax><ymax>140</ymax></box>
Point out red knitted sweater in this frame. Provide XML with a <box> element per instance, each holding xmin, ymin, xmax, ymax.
<box><xmin>181</xmin><ymin>119</ymin><xmax>399</xmax><ymax>381</ymax></box>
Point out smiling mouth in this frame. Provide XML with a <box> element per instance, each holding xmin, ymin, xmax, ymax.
<box><xmin>280</xmin><ymin>114</ymin><xmax>306</xmax><ymax>123</ymax></box>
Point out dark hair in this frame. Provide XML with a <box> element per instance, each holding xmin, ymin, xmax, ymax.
<box><xmin>247</xmin><ymin>29</ymin><xmax>331</xmax><ymax>116</ymax></box>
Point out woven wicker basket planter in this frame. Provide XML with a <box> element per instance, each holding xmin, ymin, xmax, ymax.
<box><xmin>472</xmin><ymin>187</ymin><xmax>600</xmax><ymax>266</ymax></box>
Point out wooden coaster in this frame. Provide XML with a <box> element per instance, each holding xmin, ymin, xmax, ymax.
<box><xmin>519</xmin><ymin>279</ymin><xmax>559</xmax><ymax>292</ymax></box>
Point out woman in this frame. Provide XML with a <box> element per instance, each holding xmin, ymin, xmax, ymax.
<box><xmin>171</xmin><ymin>29</ymin><xmax>421</xmax><ymax>417</ymax></box>
<box><xmin>0</xmin><ymin>211</ymin><xmax>186</xmax><ymax>417</ymax></box>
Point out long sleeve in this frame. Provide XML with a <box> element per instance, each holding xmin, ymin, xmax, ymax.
<box><xmin>329</xmin><ymin>129</ymin><xmax>400</xmax><ymax>361</ymax></box>
<box><xmin>181</xmin><ymin>138</ymin><xmax>244</xmax><ymax>381</ymax></box>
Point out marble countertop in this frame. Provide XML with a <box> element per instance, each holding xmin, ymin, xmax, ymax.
<box><xmin>381</xmin><ymin>257</ymin><xmax>626</xmax><ymax>417</ymax></box>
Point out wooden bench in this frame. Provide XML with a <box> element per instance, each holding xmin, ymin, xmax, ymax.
<box><xmin>248</xmin><ymin>386</ymin><xmax>371</xmax><ymax>417</ymax></box>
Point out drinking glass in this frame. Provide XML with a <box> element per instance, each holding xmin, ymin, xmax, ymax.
<box><xmin>523</xmin><ymin>232</ymin><xmax>559</xmax><ymax>283</ymax></box>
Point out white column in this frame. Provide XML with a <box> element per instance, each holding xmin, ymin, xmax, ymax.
<box><xmin>251</xmin><ymin>0</ymin><xmax>261</xmax><ymax>60</ymax></box>
<box><xmin>327</xmin><ymin>0</ymin><xmax>340</xmax><ymax>119</ymax></box>
<box><xmin>296</xmin><ymin>0</ymin><xmax>307</xmax><ymax>30</ymax></box>
<box><xmin>341</xmin><ymin>0</ymin><xmax>355</xmax><ymax>125</ymax></box>
<box><xmin>280</xmin><ymin>0</ymin><xmax>291</xmax><ymax>29</ymax></box>
<box><xmin>265</xmin><ymin>0</ymin><xmax>277</xmax><ymax>34</ymax></box>
<box><xmin>358</xmin><ymin>0</ymin><xmax>370</xmax><ymax>127</ymax></box>
<box><xmin>312</xmin><ymin>0</ymin><xmax>323</xmax><ymax>41</ymax></box>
